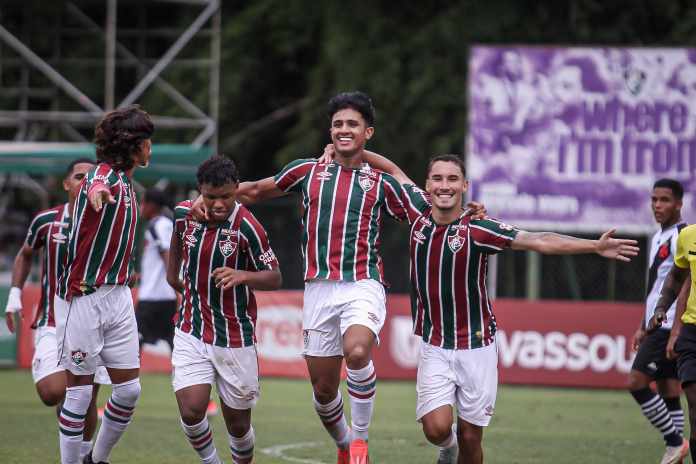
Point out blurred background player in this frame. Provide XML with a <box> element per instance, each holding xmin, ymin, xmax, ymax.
<box><xmin>54</xmin><ymin>105</ymin><xmax>153</xmax><ymax>464</ymax></box>
<box><xmin>167</xmin><ymin>156</ymin><xmax>281</xmax><ymax>464</ymax></box>
<box><xmin>628</xmin><ymin>179</ymin><xmax>688</xmax><ymax>464</ymax></box>
<box><xmin>335</xmin><ymin>151</ymin><xmax>639</xmax><ymax>464</ymax></box>
<box><xmin>137</xmin><ymin>187</ymin><xmax>177</xmax><ymax>353</ymax></box>
<box><xmin>4</xmin><ymin>158</ymin><xmax>110</xmax><ymax>460</ymax></box>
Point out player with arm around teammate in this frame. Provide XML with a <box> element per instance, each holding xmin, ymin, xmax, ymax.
<box><xmin>167</xmin><ymin>156</ymin><xmax>282</xmax><ymax>464</ymax></box>
<box><xmin>331</xmin><ymin>150</ymin><xmax>639</xmax><ymax>464</ymax></box>
<box><xmin>55</xmin><ymin>105</ymin><xmax>154</xmax><ymax>464</ymax></box>
<box><xmin>4</xmin><ymin>158</ymin><xmax>110</xmax><ymax>460</ymax></box>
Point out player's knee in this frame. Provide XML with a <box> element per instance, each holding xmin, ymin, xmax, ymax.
<box><xmin>422</xmin><ymin>420</ymin><xmax>451</xmax><ymax>445</ymax></box>
<box><xmin>457</xmin><ymin>426</ymin><xmax>482</xmax><ymax>452</ymax></box>
<box><xmin>37</xmin><ymin>388</ymin><xmax>64</xmax><ymax>407</ymax></box>
<box><xmin>344</xmin><ymin>345</ymin><xmax>370</xmax><ymax>368</ymax></box>
<box><xmin>627</xmin><ymin>371</ymin><xmax>649</xmax><ymax>391</ymax></box>
<box><xmin>180</xmin><ymin>404</ymin><xmax>207</xmax><ymax>425</ymax></box>
<box><xmin>113</xmin><ymin>378</ymin><xmax>141</xmax><ymax>405</ymax></box>
<box><xmin>311</xmin><ymin>381</ymin><xmax>338</xmax><ymax>404</ymax></box>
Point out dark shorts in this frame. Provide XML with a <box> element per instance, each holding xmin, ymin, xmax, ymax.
<box><xmin>676</xmin><ymin>323</ymin><xmax>696</xmax><ymax>385</ymax></box>
<box><xmin>632</xmin><ymin>328</ymin><xmax>677</xmax><ymax>380</ymax></box>
<box><xmin>136</xmin><ymin>299</ymin><xmax>177</xmax><ymax>347</ymax></box>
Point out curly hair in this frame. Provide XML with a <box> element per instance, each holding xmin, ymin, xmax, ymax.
<box><xmin>94</xmin><ymin>105</ymin><xmax>154</xmax><ymax>171</ymax></box>
<box><xmin>197</xmin><ymin>155</ymin><xmax>239</xmax><ymax>187</ymax></box>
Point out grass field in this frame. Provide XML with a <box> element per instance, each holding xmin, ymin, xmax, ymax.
<box><xmin>0</xmin><ymin>370</ymin><xmax>686</xmax><ymax>463</ymax></box>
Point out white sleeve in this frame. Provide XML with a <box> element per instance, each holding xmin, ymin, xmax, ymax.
<box><xmin>154</xmin><ymin>217</ymin><xmax>173</xmax><ymax>251</ymax></box>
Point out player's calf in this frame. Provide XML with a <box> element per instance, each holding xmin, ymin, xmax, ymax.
<box><xmin>59</xmin><ymin>384</ymin><xmax>93</xmax><ymax>464</ymax></box>
<box><xmin>456</xmin><ymin>421</ymin><xmax>483</xmax><ymax>464</ymax></box>
<box><xmin>91</xmin><ymin>378</ymin><xmax>141</xmax><ymax>463</ymax></box>
<box><xmin>229</xmin><ymin>426</ymin><xmax>255</xmax><ymax>464</ymax></box>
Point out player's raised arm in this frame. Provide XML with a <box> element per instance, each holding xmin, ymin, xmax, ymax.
<box><xmin>511</xmin><ymin>228</ymin><xmax>639</xmax><ymax>261</ymax></box>
<box><xmin>4</xmin><ymin>244</ymin><xmax>35</xmax><ymax>332</ymax></box>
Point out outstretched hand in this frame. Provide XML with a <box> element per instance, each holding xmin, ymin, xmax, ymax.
<box><xmin>596</xmin><ymin>229</ymin><xmax>639</xmax><ymax>262</ymax></box>
<box><xmin>191</xmin><ymin>195</ymin><xmax>208</xmax><ymax>222</ymax></box>
<box><xmin>317</xmin><ymin>144</ymin><xmax>336</xmax><ymax>164</ymax></box>
<box><xmin>88</xmin><ymin>185</ymin><xmax>116</xmax><ymax>212</ymax></box>
<box><xmin>465</xmin><ymin>202</ymin><xmax>487</xmax><ymax>220</ymax></box>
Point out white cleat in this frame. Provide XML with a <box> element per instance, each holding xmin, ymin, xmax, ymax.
<box><xmin>660</xmin><ymin>438</ymin><xmax>689</xmax><ymax>464</ymax></box>
<box><xmin>437</xmin><ymin>444</ymin><xmax>458</xmax><ymax>464</ymax></box>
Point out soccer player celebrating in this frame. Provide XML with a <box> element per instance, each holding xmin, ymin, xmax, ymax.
<box><xmin>55</xmin><ymin>105</ymin><xmax>153</xmax><ymax>464</ymax></box>
<box><xmin>328</xmin><ymin>150</ymin><xmax>639</xmax><ymax>464</ymax></box>
<box><xmin>167</xmin><ymin>156</ymin><xmax>281</xmax><ymax>464</ymax></box>
<box><xmin>193</xmin><ymin>92</ymin><xmax>429</xmax><ymax>463</ymax></box>
<box><xmin>628</xmin><ymin>179</ymin><xmax>688</xmax><ymax>464</ymax></box>
<box><xmin>4</xmin><ymin>158</ymin><xmax>110</xmax><ymax>460</ymax></box>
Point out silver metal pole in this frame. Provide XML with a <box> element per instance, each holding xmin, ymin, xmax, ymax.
<box><xmin>120</xmin><ymin>0</ymin><xmax>219</xmax><ymax>107</ymax></box>
<box><xmin>0</xmin><ymin>24</ymin><xmax>102</xmax><ymax>114</ymax></box>
<box><xmin>209</xmin><ymin>7</ymin><xmax>221</xmax><ymax>152</ymax></box>
<box><xmin>105</xmin><ymin>0</ymin><xmax>117</xmax><ymax>110</ymax></box>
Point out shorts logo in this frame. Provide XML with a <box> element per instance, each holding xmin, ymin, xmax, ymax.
<box><xmin>303</xmin><ymin>330</ymin><xmax>310</xmax><ymax>349</ymax></box>
<box><xmin>646</xmin><ymin>362</ymin><xmax>658</xmax><ymax>372</ymax></box>
<box><xmin>484</xmin><ymin>405</ymin><xmax>495</xmax><ymax>416</ymax></box>
<box><xmin>71</xmin><ymin>350</ymin><xmax>87</xmax><ymax>366</ymax></box>
<box><xmin>219</xmin><ymin>239</ymin><xmax>237</xmax><ymax>257</ymax></box>
<box><xmin>359</xmin><ymin>175</ymin><xmax>375</xmax><ymax>192</ymax></box>
<box><xmin>447</xmin><ymin>234</ymin><xmax>465</xmax><ymax>253</ymax></box>
<box><xmin>367</xmin><ymin>312</ymin><xmax>380</xmax><ymax>325</ymax></box>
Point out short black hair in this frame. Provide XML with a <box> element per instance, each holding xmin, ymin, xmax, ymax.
<box><xmin>94</xmin><ymin>105</ymin><xmax>154</xmax><ymax>171</ymax></box>
<box><xmin>144</xmin><ymin>187</ymin><xmax>168</xmax><ymax>208</ymax></box>
<box><xmin>197</xmin><ymin>155</ymin><xmax>239</xmax><ymax>187</ymax></box>
<box><xmin>327</xmin><ymin>91</ymin><xmax>375</xmax><ymax>127</ymax></box>
<box><xmin>653</xmin><ymin>178</ymin><xmax>684</xmax><ymax>200</ymax></box>
<box><xmin>65</xmin><ymin>158</ymin><xmax>95</xmax><ymax>178</ymax></box>
<box><xmin>427</xmin><ymin>154</ymin><xmax>466</xmax><ymax>177</ymax></box>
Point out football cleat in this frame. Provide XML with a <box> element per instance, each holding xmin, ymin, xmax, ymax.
<box><xmin>82</xmin><ymin>452</ymin><xmax>109</xmax><ymax>464</ymax></box>
<box><xmin>660</xmin><ymin>438</ymin><xmax>689</xmax><ymax>464</ymax></box>
<box><xmin>337</xmin><ymin>446</ymin><xmax>350</xmax><ymax>464</ymax></box>
<box><xmin>349</xmin><ymin>439</ymin><xmax>369</xmax><ymax>464</ymax></box>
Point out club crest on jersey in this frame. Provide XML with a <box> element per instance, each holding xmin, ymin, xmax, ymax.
<box><xmin>359</xmin><ymin>175</ymin><xmax>375</xmax><ymax>192</ymax></box>
<box><xmin>71</xmin><ymin>350</ymin><xmax>87</xmax><ymax>366</ymax></box>
<box><xmin>219</xmin><ymin>239</ymin><xmax>237</xmax><ymax>257</ymax></box>
<box><xmin>316</xmin><ymin>171</ymin><xmax>333</xmax><ymax>182</ymax></box>
<box><xmin>447</xmin><ymin>233</ymin><xmax>465</xmax><ymax>252</ymax></box>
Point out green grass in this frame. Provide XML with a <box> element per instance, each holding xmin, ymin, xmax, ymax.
<box><xmin>0</xmin><ymin>370</ymin><xmax>686</xmax><ymax>463</ymax></box>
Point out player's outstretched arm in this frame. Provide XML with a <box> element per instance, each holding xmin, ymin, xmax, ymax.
<box><xmin>5</xmin><ymin>245</ymin><xmax>34</xmax><ymax>333</ymax></box>
<box><xmin>649</xmin><ymin>264</ymin><xmax>690</xmax><ymax>332</ymax></box>
<box><xmin>212</xmin><ymin>267</ymin><xmax>282</xmax><ymax>291</ymax></box>
<box><xmin>166</xmin><ymin>229</ymin><xmax>184</xmax><ymax>294</ymax></box>
<box><xmin>511</xmin><ymin>229</ymin><xmax>639</xmax><ymax>261</ymax></box>
<box><xmin>236</xmin><ymin>177</ymin><xmax>286</xmax><ymax>205</ymax></box>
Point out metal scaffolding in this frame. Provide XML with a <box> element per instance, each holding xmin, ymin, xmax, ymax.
<box><xmin>0</xmin><ymin>0</ymin><xmax>221</xmax><ymax>150</ymax></box>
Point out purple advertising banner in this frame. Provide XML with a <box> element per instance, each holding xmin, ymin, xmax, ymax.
<box><xmin>468</xmin><ymin>46</ymin><xmax>696</xmax><ymax>232</ymax></box>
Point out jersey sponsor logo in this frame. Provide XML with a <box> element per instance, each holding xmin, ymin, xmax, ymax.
<box><xmin>184</xmin><ymin>234</ymin><xmax>198</xmax><ymax>247</ymax></box>
<box><xmin>413</xmin><ymin>230</ymin><xmax>426</xmax><ymax>244</ymax></box>
<box><xmin>219</xmin><ymin>239</ymin><xmax>237</xmax><ymax>257</ymax></box>
<box><xmin>220</xmin><ymin>228</ymin><xmax>237</xmax><ymax>237</ymax></box>
<box><xmin>498</xmin><ymin>222</ymin><xmax>515</xmax><ymax>231</ymax></box>
<box><xmin>70</xmin><ymin>349</ymin><xmax>87</xmax><ymax>366</ymax></box>
<box><xmin>419</xmin><ymin>217</ymin><xmax>432</xmax><ymax>227</ymax></box>
<box><xmin>93</xmin><ymin>175</ymin><xmax>109</xmax><ymax>183</ymax></box>
<box><xmin>359</xmin><ymin>175</ymin><xmax>375</xmax><ymax>192</ymax></box>
<box><xmin>259</xmin><ymin>249</ymin><xmax>277</xmax><ymax>266</ymax></box>
<box><xmin>53</xmin><ymin>221</ymin><xmax>69</xmax><ymax>228</ymax></box>
<box><xmin>316</xmin><ymin>171</ymin><xmax>333</xmax><ymax>182</ymax></box>
<box><xmin>123</xmin><ymin>195</ymin><xmax>132</xmax><ymax>208</ymax></box>
<box><xmin>447</xmin><ymin>233</ymin><xmax>465</xmax><ymax>252</ymax></box>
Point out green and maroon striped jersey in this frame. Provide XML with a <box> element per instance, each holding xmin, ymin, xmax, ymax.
<box><xmin>174</xmin><ymin>200</ymin><xmax>279</xmax><ymax>348</ymax></box>
<box><xmin>274</xmin><ymin>159</ymin><xmax>420</xmax><ymax>284</ymax></box>
<box><xmin>403</xmin><ymin>185</ymin><xmax>518</xmax><ymax>349</ymax></box>
<box><xmin>24</xmin><ymin>203</ymin><xmax>71</xmax><ymax>328</ymax></box>
<box><xmin>58</xmin><ymin>163</ymin><xmax>138</xmax><ymax>300</ymax></box>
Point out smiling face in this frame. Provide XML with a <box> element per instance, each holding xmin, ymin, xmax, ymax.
<box><xmin>200</xmin><ymin>182</ymin><xmax>238</xmax><ymax>223</ymax></box>
<box><xmin>330</xmin><ymin>108</ymin><xmax>374</xmax><ymax>158</ymax></box>
<box><xmin>426</xmin><ymin>160</ymin><xmax>468</xmax><ymax>212</ymax></box>
<box><xmin>651</xmin><ymin>186</ymin><xmax>681</xmax><ymax>226</ymax></box>
<box><xmin>63</xmin><ymin>162</ymin><xmax>95</xmax><ymax>202</ymax></box>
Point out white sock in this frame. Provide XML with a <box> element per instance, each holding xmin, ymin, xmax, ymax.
<box><xmin>181</xmin><ymin>417</ymin><xmax>221</xmax><ymax>463</ymax></box>
<box><xmin>59</xmin><ymin>385</ymin><xmax>93</xmax><ymax>464</ymax></box>
<box><xmin>437</xmin><ymin>424</ymin><xmax>457</xmax><ymax>449</ymax></box>
<box><xmin>313</xmin><ymin>392</ymin><xmax>351</xmax><ymax>449</ymax></box>
<box><xmin>346</xmin><ymin>361</ymin><xmax>376</xmax><ymax>441</ymax></box>
<box><xmin>92</xmin><ymin>378</ymin><xmax>141</xmax><ymax>462</ymax></box>
<box><xmin>229</xmin><ymin>426</ymin><xmax>255</xmax><ymax>463</ymax></box>
<box><xmin>79</xmin><ymin>440</ymin><xmax>93</xmax><ymax>459</ymax></box>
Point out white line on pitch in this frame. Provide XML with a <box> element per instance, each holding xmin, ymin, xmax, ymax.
<box><xmin>259</xmin><ymin>441</ymin><xmax>326</xmax><ymax>464</ymax></box>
